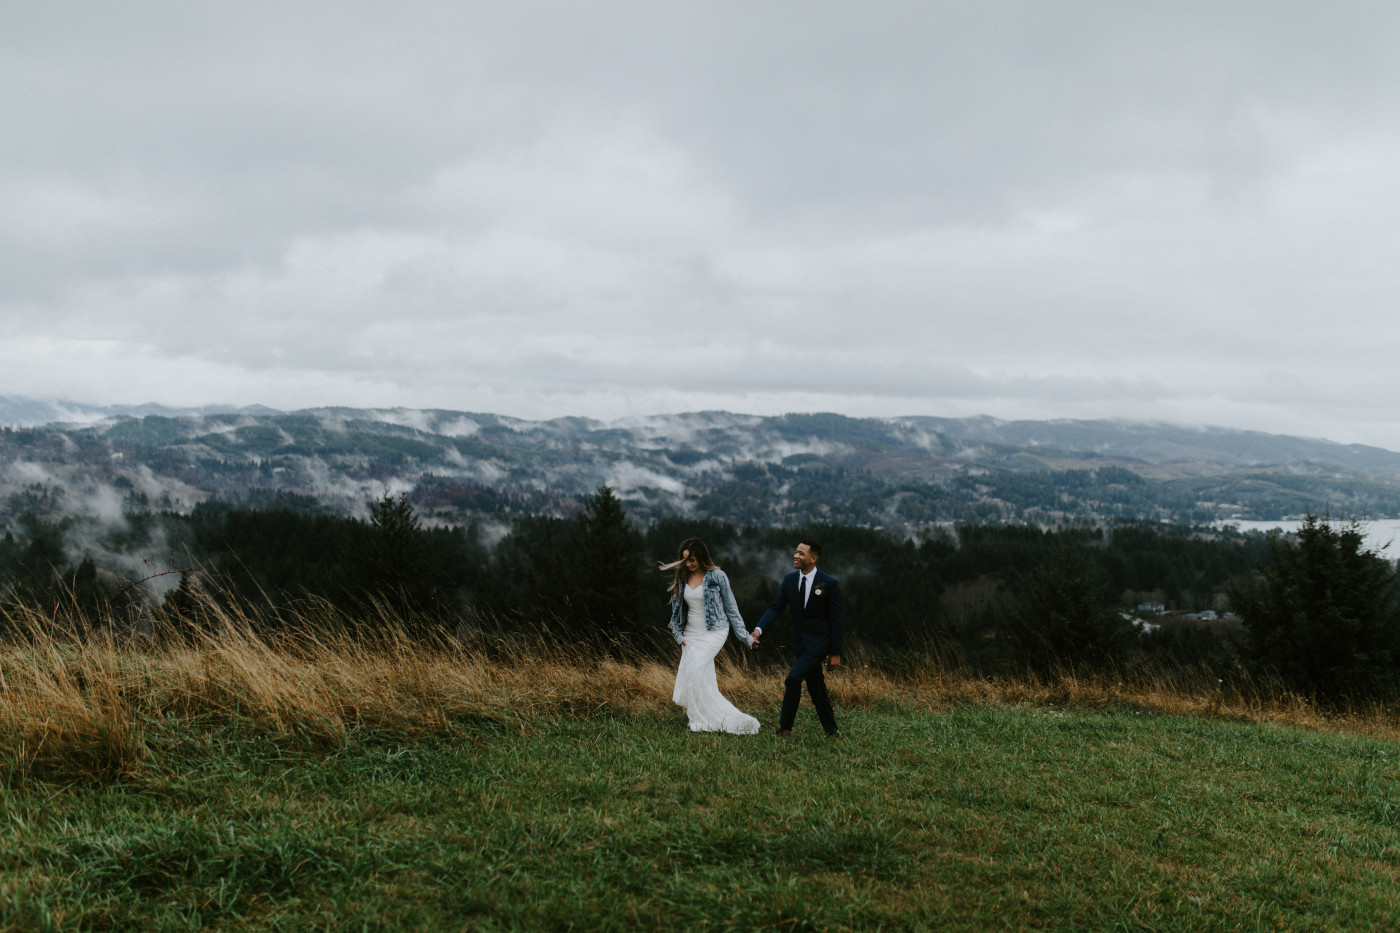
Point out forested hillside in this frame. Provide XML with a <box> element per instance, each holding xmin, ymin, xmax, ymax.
<box><xmin>1</xmin><ymin>486</ymin><xmax>1279</xmax><ymax>672</ymax></box>
<box><xmin>8</xmin><ymin>405</ymin><xmax>1400</xmax><ymax>696</ymax></box>
<box><xmin>6</xmin><ymin>407</ymin><xmax>1400</xmax><ymax>531</ymax></box>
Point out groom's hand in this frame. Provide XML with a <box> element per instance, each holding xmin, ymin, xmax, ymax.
<box><xmin>829</xmin><ymin>654</ymin><xmax>841</xmax><ymax>669</ymax></box>
<box><xmin>748</xmin><ymin>630</ymin><xmax>760</xmax><ymax>648</ymax></box>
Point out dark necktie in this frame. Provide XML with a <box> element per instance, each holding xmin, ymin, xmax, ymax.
<box><xmin>798</xmin><ymin>575</ymin><xmax>807</xmax><ymax>606</ymax></box>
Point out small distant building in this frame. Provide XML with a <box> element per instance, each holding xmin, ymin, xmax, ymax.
<box><xmin>1136</xmin><ymin>602</ymin><xmax>1165</xmax><ymax>613</ymax></box>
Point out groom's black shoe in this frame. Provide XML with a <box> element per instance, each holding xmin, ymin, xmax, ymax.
<box><xmin>775</xmin><ymin>727</ymin><xmax>792</xmax><ymax>739</ymax></box>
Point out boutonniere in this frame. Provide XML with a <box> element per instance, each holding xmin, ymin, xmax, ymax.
<box><xmin>813</xmin><ymin>584</ymin><xmax>825</xmax><ymax>597</ymax></box>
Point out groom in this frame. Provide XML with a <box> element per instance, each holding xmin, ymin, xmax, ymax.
<box><xmin>752</xmin><ymin>540</ymin><xmax>843</xmax><ymax>739</ymax></box>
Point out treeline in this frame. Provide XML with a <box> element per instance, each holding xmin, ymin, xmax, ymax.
<box><xmin>1</xmin><ymin>487</ymin><xmax>1255</xmax><ymax>649</ymax></box>
<box><xmin>3</xmin><ymin>488</ymin><xmax>1397</xmax><ymax>699</ymax></box>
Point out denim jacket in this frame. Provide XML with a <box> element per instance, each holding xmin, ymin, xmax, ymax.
<box><xmin>667</xmin><ymin>568</ymin><xmax>755</xmax><ymax>647</ymax></box>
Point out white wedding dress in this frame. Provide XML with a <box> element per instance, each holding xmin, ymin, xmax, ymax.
<box><xmin>673</xmin><ymin>584</ymin><xmax>760</xmax><ymax>734</ymax></box>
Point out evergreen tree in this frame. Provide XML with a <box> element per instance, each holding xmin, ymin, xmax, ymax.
<box><xmin>68</xmin><ymin>555</ymin><xmax>107</xmax><ymax>620</ymax></box>
<box><xmin>162</xmin><ymin>569</ymin><xmax>211</xmax><ymax>635</ymax></box>
<box><xmin>570</xmin><ymin>486</ymin><xmax>647</xmax><ymax>644</ymax></box>
<box><xmin>1004</xmin><ymin>541</ymin><xmax>1136</xmax><ymax>673</ymax></box>
<box><xmin>345</xmin><ymin>493</ymin><xmax>435</xmax><ymax>626</ymax></box>
<box><xmin>1230</xmin><ymin>514</ymin><xmax>1400</xmax><ymax>699</ymax></box>
<box><xmin>12</xmin><ymin>513</ymin><xmax>66</xmax><ymax>596</ymax></box>
<box><xmin>482</xmin><ymin>514</ymin><xmax>570</xmax><ymax>618</ymax></box>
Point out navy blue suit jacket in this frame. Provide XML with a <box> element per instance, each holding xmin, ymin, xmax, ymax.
<box><xmin>756</xmin><ymin>569</ymin><xmax>843</xmax><ymax>658</ymax></box>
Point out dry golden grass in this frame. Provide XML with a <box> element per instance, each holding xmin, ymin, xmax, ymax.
<box><xmin>2</xmin><ymin>593</ymin><xmax>1397</xmax><ymax>786</ymax></box>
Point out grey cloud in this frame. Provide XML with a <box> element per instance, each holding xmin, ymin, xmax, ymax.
<box><xmin>6</xmin><ymin>2</ymin><xmax>1400</xmax><ymax>448</ymax></box>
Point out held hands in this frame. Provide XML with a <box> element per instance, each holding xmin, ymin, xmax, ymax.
<box><xmin>748</xmin><ymin>628</ymin><xmax>761</xmax><ymax>649</ymax></box>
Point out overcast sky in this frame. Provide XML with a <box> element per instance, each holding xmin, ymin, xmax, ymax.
<box><xmin>5</xmin><ymin>2</ymin><xmax>1400</xmax><ymax>446</ymax></box>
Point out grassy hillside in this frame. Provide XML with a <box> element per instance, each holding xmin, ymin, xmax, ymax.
<box><xmin>1</xmin><ymin>616</ymin><xmax>1397</xmax><ymax>930</ymax></box>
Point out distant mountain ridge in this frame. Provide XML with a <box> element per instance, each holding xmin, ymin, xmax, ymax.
<box><xmin>905</xmin><ymin>416</ymin><xmax>1400</xmax><ymax>474</ymax></box>
<box><xmin>4</xmin><ymin>399</ymin><xmax>1400</xmax><ymax>527</ymax></box>
<box><xmin>0</xmin><ymin>396</ymin><xmax>279</xmax><ymax>428</ymax></box>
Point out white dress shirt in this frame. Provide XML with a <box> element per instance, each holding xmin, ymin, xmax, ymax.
<box><xmin>797</xmin><ymin>567</ymin><xmax>817</xmax><ymax>608</ymax></box>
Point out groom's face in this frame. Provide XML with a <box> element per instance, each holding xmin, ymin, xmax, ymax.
<box><xmin>793</xmin><ymin>544</ymin><xmax>817</xmax><ymax>572</ymax></box>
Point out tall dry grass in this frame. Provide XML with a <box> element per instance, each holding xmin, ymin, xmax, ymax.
<box><xmin>2</xmin><ymin>589</ymin><xmax>1397</xmax><ymax>786</ymax></box>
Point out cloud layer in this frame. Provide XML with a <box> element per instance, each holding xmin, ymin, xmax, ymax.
<box><xmin>6</xmin><ymin>2</ymin><xmax>1400</xmax><ymax>446</ymax></box>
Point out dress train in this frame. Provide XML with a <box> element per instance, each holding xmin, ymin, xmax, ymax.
<box><xmin>673</xmin><ymin>622</ymin><xmax>760</xmax><ymax>734</ymax></box>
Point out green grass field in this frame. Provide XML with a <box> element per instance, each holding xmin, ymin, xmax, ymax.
<box><xmin>3</xmin><ymin>699</ymin><xmax>1397</xmax><ymax>931</ymax></box>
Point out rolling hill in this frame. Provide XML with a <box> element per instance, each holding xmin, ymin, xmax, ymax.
<box><xmin>4</xmin><ymin>399</ymin><xmax>1400</xmax><ymax>528</ymax></box>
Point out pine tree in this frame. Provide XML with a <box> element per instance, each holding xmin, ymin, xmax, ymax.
<box><xmin>1230</xmin><ymin>514</ymin><xmax>1400</xmax><ymax>699</ymax></box>
<box><xmin>1005</xmin><ymin>541</ymin><xmax>1136</xmax><ymax>673</ymax></box>
<box><xmin>345</xmin><ymin>493</ymin><xmax>433</xmax><ymax>627</ymax></box>
<box><xmin>162</xmin><ymin>569</ymin><xmax>211</xmax><ymax>635</ymax></box>
<box><xmin>570</xmin><ymin>486</ymin><xmax>645</xmax><ymax>641</ymax></box>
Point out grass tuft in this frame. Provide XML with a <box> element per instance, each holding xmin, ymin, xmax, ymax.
<box><xmin>2</xmin><ymin>590</ymin><xmax>1398</xmax><ymax>789</ymax></box>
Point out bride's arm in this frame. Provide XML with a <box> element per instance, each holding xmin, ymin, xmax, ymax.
<box><xmin>715</xmin><ymin>570</ymin><xmax>753</xmax><ymax>646</ymax></box>
<box><xmin>667</xmin><ymin>595</ymin><xmax>686</xmax><ymax>646</ymax></box>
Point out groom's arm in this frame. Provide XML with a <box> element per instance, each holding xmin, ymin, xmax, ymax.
<box><xmin>753</xmin><ymin>579</ymin><xmax>790</xmax><ymax>638</ymax></box>
<box><xmin>827</xmin><ymin>578</ymin><xmax>844</xmax><ymax>665</ymax></box>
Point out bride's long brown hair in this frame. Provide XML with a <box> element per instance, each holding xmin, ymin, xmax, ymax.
<box><xmin>660</xmin><ymin>537</ymin><xmax>718</xmax><ymax>601</ymax></box>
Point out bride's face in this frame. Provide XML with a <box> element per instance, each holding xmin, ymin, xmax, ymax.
<box><xmin>682</xmin><ymin>550</ymin><xmax>700</xmax><ymax>572</ymax></box>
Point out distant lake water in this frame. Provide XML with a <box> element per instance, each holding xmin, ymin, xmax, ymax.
<box><xmin>1216</xmin><ymin>518</ymin><xmax>1400</xmax><ymax>558</ymax></box>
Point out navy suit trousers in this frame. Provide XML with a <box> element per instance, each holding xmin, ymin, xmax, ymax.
<box><xmin>780</xmin><ymin>651</ymin><xmax>838</xmax><ymax>735</ymax></box>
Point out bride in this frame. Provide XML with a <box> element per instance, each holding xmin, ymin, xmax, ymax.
<box><xmin>663</xmin><ymin>538</ymin><xmax>760</xmax><ymax>734</ymax></box>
